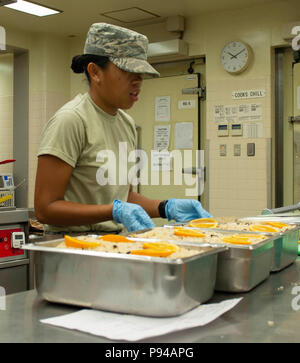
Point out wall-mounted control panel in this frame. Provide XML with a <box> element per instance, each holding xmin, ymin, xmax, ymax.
<box><xmin>233</xmin><ymin>144</ymin><xmax>241</xmax><ymax>156</ymax></box>
<box><xmin>230</xmin><ymin>123</ymin><xmax>243</xmax><ymax>136</ymax></box>
<box><xmin>218</xmin><ymin>123</ymin><xmax>243</xmax><ymax>137</ymax></box>
<box><xmin>217</xmin><ymin>124</ymin><xmax>229</xmax><ymax>136</ymax></box>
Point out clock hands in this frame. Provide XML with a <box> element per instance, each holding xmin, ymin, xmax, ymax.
<box><xmin>229</xmin><ymin>48</ymin><xmax>246</xmax><ymax>59</ymax></box>
<box><xmin>227</xmin><ymin>51</ymin><xmax>237</xmax><ymax>59</ymax></box>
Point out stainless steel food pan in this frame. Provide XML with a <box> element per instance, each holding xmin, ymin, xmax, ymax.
<box><xmin>22</xmin><ymin>240</ymin><xmax>225</xmax><ymax>317</ymax></box>
<box><xmin>131</xmin><ymin>227</ymin><xmax>275</xmax><ymax>293</ymax></box>
<box><xmin>166</xmin><ymin>227</ymin><xmax>275</xmax><ymax>292</ymax></box>
<box><xmin>214</xmin><ymin>238</ymin><xmax>274</xmax><ymax>292</ymax></box>
<box><xmin>240</xmin><ymin>217</ymin><xmax>300</xmax><ymax>272</ymax></box>
<box><xmin>168</xmin><ymin>218</ymin><xmax>300</xmax><ymax>273</ymax></box>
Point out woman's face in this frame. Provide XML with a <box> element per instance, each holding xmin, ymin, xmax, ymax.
<box><xmin>91</xmin><ymin>62</ymin><xmax>143</xmax><ymax>115</ymax></box>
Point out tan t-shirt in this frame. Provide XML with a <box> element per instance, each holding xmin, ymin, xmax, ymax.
<box><xmin>38</xmin><ymin>92</ymin><xmax>137</xmax><ymax>233</ymax></box>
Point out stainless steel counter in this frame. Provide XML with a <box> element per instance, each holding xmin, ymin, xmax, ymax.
<box><xmin>0</xmin><ymin>258</ymin><xmax>300</xmax><ymax>343</ymax></box>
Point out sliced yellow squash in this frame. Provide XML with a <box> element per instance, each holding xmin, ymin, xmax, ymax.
<box><xmin>188</xmin><ymin>218</ymin><xmax>218</xmax><ymax>229</ymax></box>
<box><xmin>64</xmin><ymin>235</ymin><xmax>101</xmax><ymax>249</ymax></box>
<box><xmin>249</xmin><ymin>225</ymin><xmax>279</xmax><ymax>233</ymax></box>
<box><xmin>174</xmin><ymin>227</ymin><xmax>206</xmax><ymax>238</ymax></box>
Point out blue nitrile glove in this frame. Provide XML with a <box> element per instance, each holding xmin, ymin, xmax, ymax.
<box><xmin>112</xmin><ymin>199</ymin><xmax>155</xmax><ymax>232</ymax></box>
<box><xmin>165</xmin><ymin>198</ymin><xmax>212</xmax><ymax>222</ymax></box>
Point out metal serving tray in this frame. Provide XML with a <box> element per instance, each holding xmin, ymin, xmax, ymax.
<box><xmin>22</xmin><ymin>239</ymin><xmax>225</xmax><ymax>317</ymax></box>
<box><xmin>213</xmin><ymin>234</ymin><xmax>274</xmax><ymax>292</ymax></box>
<box><xmin>240</xmin><ymin>217</ymin><xmax>300</xmax><ymax>272</ymax></box>
<box><xmin>167</xmin><ymin>219</ymin><xmax>300</xmax><ymax>273</ymax></box>
<box><xmin>131</xmin><ymin>226</ymin><xmax>275</xmax><ymax>293</ymax></box>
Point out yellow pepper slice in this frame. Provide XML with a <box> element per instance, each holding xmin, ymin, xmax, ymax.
<box><xmin>142</xmin><ymin>242</ymin><xmax>180</xmax><ymax>252</ymax></box>
<box><xmin>174</xmin><ymin>227</ymin><xmax>206</xmax><ymax>238</ymax></box>
<box><xmin>64</xmin><ymin>235</ymin><xmax>101</xmax><ymax>249</ymax></box>
<box><xmin>131</xmin><ymin>242</ymin><xmax>180</xmax><ymax>257</ymax></box>
<box><xmin>249</xmin><ymin>224</ymin><xmax>279</xmax><ymax>233</ymax></box>
<box><xmin>188</xmin><ymin>218</ymin><xmax>218</xmax><ymax>229</ymax></box>
<box><xmin>221</xmin><ymin>235</ymin><xmax>252</xmax><ymax>245</ymax></box>
<box><xmin>130</xmin><ymin>249</ymin><xmax>174</xmax><ymax>257</ymax></box>
<box><xmin>98</xmin><ymin>234</ymin><xmax>132</xmax><ymax>242</ymax></box>
<box><xmin>221</xmin><ymin>233</ymin><xmax>266</xmax><ymax>245</ymax></box>
<box><xmin>264</xmin><ymin>221</ymin><xmax>290</xmax><ymax>229</ymax></box>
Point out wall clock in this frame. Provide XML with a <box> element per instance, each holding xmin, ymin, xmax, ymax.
<box><xmin>221</xmin><ymin>41</ymin><xmax>252</xmax><ymax>74</ymax></box>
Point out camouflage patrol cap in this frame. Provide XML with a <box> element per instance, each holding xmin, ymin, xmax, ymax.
<box><xmin>84</xmin><ymin>23</ymin><xmax>160</xmax><ymax>78</ymax></box>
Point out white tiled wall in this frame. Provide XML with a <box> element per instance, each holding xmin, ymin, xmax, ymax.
<box><xmin>28</xmin><ymin>91</ymin><xmax>69</xmax><ymax>206</ymax></box>
<box><xmin>207</xmin><ymin>78</ymin><xmax>271</xmax><ymax>217</ymax></box>
<box><xmin>0</xmin><ymin>95</ymin><xmax>13</xmax><ymax>174</ymax></box>
<box><xmin>0</xmin><ymin>53</ymin><xmax>14</xmax><ymax>175</ymax></box>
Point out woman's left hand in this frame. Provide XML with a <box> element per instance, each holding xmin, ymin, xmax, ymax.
<box><xmin>165</xmin><ymin>198</ymin><xmax>212</xmax><ymax>222</ymax></box>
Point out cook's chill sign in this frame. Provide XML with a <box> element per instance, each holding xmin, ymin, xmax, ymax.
<box><xmin>232</xmin><ymin>89</ymin><xmax>266</xmax><ymax>100</ymax></box>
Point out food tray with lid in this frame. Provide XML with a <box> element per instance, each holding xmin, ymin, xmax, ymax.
<box><xmin>239</xmin><ymin>217</ymin><xmax>300</xmax><ymax>272</ymax></box>
<box><xmin>132</xmin><ymin>226</ymin><xmax>275</xmax><ymax>293</ymax></box>
<box><xmin>22</xmin><ymin>238</ymin><xmax>225</xmax><ymax>317</ymax></box>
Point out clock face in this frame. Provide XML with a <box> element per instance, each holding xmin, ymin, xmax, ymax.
<box><xmin>221</xmin><ymin>41</ymin><xmax>250</xmax><ymax>74</ymax></box>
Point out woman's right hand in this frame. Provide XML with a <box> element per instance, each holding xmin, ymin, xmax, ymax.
<box><xmin>112</xmin><ymin>199</ymin><xmax>155</xmax><ymax>232</ymax></box>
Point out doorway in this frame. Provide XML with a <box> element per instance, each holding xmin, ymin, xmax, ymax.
<box><xmin>275</xmin><ymin>47</ymin><xmax>300</xmax><ymax>207</ymax></box>
<box><xmin>127</xmin><ymin>58</ymin><xmax>207</xmax><ymax>224</ymax></box>
<box><xmin>0</xmin><ymin>46</ymin><xmax>29</xmax><ymax>208</ymax></box>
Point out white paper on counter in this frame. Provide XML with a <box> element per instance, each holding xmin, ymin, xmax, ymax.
<box><xmin>40</xmin><ymin>298</ymin><xmax>242</xmax><ymax>341</ymax></box>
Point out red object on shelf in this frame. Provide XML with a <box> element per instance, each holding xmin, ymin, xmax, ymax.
<box><xmin>0</xmin><ymin>228</ymin><xmax>24</xmax><ymax>258</ymax></box>
<box><xmin>0</xmin><ymin>159</ymin><xmax>16</xmax><ymax>165</ymax></box>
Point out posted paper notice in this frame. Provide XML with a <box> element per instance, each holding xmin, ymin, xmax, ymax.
<box><xmin>154</xmin><ymin>125</ymin><xmax>170</xmax><ymax>150</ymax></box>
<box><xmin>155</xmin><ymin>96</ymin><xmax>171</xmax><ymax>122</ymax></box>
<box><xmin>174</xmin><ymin>122</ymin><xmax>193</xmax><ymax>149</ymax></box>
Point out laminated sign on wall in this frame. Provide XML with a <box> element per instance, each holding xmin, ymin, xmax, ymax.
<box><xmin>154</xmin><ymin>125</ymin><xmax>170</xmax><ymax>150</ymax></box>
<box><xmin>214</xmin><ymin>103</ymin><xmax>262</xmax><ymax>123</ymax></box>
<box><xmin>155</xmin><ymin>96</ymin><xmax>170</xmax><ymax>122</ymax></box>
<box><xmin>174</xmin><ymin>122</ymin><xmax>193</xmax><ymax>149</ymax></box>
<box><xmin>243</xmin><ymin>123</ymin><xmax>264</xmax><ymax>138</ymax></box>
<box><xmin>238</xmin><ymin>103</ymin><xmax>262</xmax><ymax>122</ymax></box>
<box><xmin>151</xmin><ymin>150</ymin><xmax>172</xmax><ymax>171</ymax></box>
<box><xmin>232</xmin><ymin>89</ymin><xmax>266</xmax><ymax>100</ymax></box>
<box><xmin>178</xmin><ymin>100</ymin><xmax>196</xmax><ymax>109</ymax></box>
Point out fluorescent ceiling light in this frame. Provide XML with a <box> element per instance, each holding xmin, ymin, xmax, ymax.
<box><xmin>4</xmin><ymin>0</ymin><xmax>61</xmax><ymax>17</ymax></box>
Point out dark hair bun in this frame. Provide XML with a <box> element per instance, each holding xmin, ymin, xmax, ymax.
<box><xmin>71</xmin><ymin>55</ymin><xmax>85</xmax><ymax>73</ymax></box>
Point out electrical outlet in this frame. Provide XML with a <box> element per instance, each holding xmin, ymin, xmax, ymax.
<box><xmin>247</xmin><ymin>143</ymin><xmax>255</xmax><ymax>156</ymax></box>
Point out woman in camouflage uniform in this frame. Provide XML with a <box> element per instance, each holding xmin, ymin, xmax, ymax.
<box><xmin>34</xmin><ymin>23</ymin><xmax>211</xmax><ymax>234</ymax></box>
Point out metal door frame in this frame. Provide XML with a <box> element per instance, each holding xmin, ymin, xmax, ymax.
<box><xmin>275</xmin><ymin>47</ymin><xmax>300</xmax><ymax>206</ymax></box>
<box><xmin>290</xmin><ymin>52</ymin><xmax>300</xmax><ymax>204</ymax></box>
<box><xmin>136</xmin><ymin>66</ymin><xmax>208</xmax><ymax>205</ymax></box>
<box><xmin>275</xmin><ymin>48</ymin><xmax>284</xmax><ymax>208</ymax></box>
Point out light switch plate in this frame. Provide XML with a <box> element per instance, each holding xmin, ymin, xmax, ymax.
<box><xmin>247</xmin><ymin>143</ymin><xmax>255</xmax><ymax>156</ymax></box>
<box><xmin>234</xmin><ymin>144</ymin><xmax>241</xmax><ymax>156</ymax></box>
<box><xmin>220</xmin><ymin>144</ymin><xmax>227</xmax><ymax>156</ymax></box>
